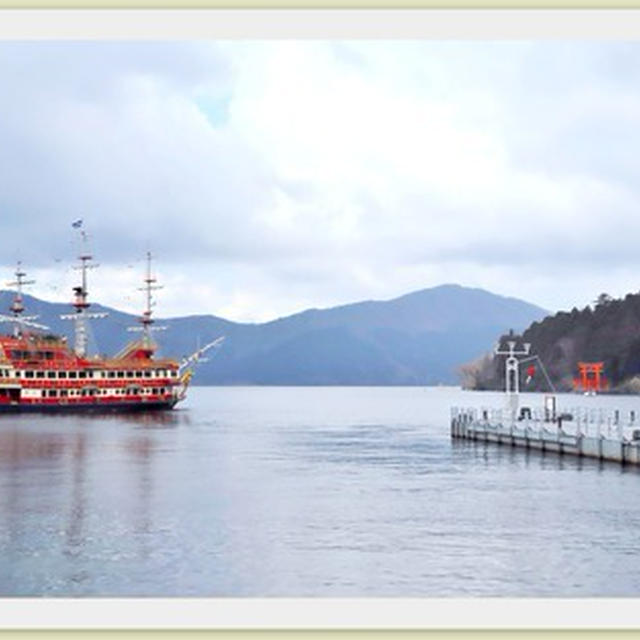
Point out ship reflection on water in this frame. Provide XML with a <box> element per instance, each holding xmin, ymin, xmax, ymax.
<box><xmin>0</xmin><ymin>409</ymin><xmax>190</xmax><ymax>595</ymax></box>
<box><xmin>99</xmin><ymin>409</ymin><xmax>188</xmax><ymax>428</ymax></box>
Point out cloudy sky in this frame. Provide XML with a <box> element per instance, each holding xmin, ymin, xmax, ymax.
<box><xmin>0</xmin><ymin>40</ymin><xmax>638</xmax><ymax>322</ymax></box>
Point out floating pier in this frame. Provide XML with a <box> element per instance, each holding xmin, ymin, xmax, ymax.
<box><xmin>451</xmin><ymin>337</ymin><xmax>640</xmax><ymax>466</ymax></box>
<box><xmin>451</xmin><ymin>402</ymin><xmax>640</xmax><ymax>465</ymax></box>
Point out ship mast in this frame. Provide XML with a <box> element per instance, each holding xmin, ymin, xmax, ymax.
<box><xmin>127</xmin><ymin>251</ymin><xmax>166</xmax><ymax>353</ymax></box>
<box><xmin>60</xmin><ymin>227</ymin><xmax>107</xmax><ymax>358</ymax></box>
<box><xmin>0</xmin><ymin>262</ymin><xmax>48</xmax><ymax>336</ymax></box>
<box><xmin>140</xmin><ymin>251</ymin><xmax>163</xmax><ymax>349</ymax></box>
<box><xmin>8</xmin><ymin>262</ymin><xmax>34</xmax><ymax>337</ymax></box>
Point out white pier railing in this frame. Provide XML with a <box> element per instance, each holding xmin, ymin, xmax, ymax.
<box><xmin>451</xmin><ymin>405</ymin><xmax>640</xmax><ymax>465</ymax></box>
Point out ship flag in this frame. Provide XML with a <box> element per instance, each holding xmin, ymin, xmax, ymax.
<box><xmin>72</xmin><ymin>219</ymin><xmax>83</xmax><ymax>228</ymax></box>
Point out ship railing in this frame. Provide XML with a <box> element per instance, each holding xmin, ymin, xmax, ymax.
<box><xmin>95</xmin><ymin>357</ymin><xmax>179</xmax><ymax>367</ymax></box>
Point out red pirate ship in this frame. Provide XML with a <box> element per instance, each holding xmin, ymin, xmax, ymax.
<box><xmin>0</xmin><ymin>229</ymin><xmax>221</xmax><ymax>412</ymax></box>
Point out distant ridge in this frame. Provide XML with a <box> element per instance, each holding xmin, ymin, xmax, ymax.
<box><xmin>0</xmin><ymin>284</ymin><xmax>547</xmax><ymax>385</ymax></box>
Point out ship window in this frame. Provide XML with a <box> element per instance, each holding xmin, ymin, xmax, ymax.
<box><xmin>25</xmin><ymin>371</ymin><xmax>33</xmax><ymax>378</ymax></box>
<box><xmin>59</xmin><ymin>371</ymin><xmax>67</xmax><ymax>379</ymax></box>
<box><xmin>107</xmin><ymin>371</ymin><xmax>115</xmax><ymax>378</ymax></box>
<box><xmin>48</xmin><ymin>389</ymin><xmax>57</xmax><ymax>398</ymax></box>
<box><xmin>36</xmin><ymin>371</ymin><xmax>45</xmax><ymax>379</ymax></box>
<box><xmin>144</xmin><ymin>371</ymin><xmax>151</xmax><ymax>378</ymax></box>
<box><xmin>135</xmin><ymin>371</ymin><xmax>142</xmax><ymax>378</ymax></box>
<box><xmin>44</xmin><ymin>352</ymin><xmax>53</xmax><ymax>360</ymax></box>
<box><xmin>78</xmin><ymin>371</ymin><xmax>86</xmax><ymax>379</ymax></box>
<box><xmin>0</xmin><ymin>371</ymin><xmax>4</xmax><ymax>378</ymax></box>
<box><xmin>117</xmin><ymin>371</ymin><xmax>124</xmax><ymax>378</ymax></box>
<box><xmin>60</xmin><ymin>389</ymin><xmax>68</xmax><ymax>397</ymax></box>
<box><xmin>47</xmin><ymin>371</ymin><xmax>55</xmax><ymax>379</ymax></box>
<box><xmin>69</xmin><ymin>371</ymin><xmax>77</xmax><ymax>379</ymax></box>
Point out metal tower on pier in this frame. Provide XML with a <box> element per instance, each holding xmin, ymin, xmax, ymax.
<box><xmin>495</xmin><ymin>335</ymin><xmax>530</xmax><ymax>412</ymax></box>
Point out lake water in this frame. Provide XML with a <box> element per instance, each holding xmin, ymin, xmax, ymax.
<box><xmin>2</xmin><ymin>385</ymin><xmax>640</xmax><ymax>597</ymax></box>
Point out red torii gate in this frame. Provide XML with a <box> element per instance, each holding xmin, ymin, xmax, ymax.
<box><xmin>573</xmin><ymin>362</ymin><xmax>607</xmax><ymax>393</ymax></box>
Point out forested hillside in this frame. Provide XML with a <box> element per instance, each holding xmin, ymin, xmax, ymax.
<box><xmin>462</xmin><ymin>293</ymin><xmax>640</xmax><ymax>393</ymax></box>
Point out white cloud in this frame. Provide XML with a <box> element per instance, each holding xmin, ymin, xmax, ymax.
<box><xmin>1</xmin><ymin>41</ymin><xmax>639</xmax><ymax>321</ymax></box>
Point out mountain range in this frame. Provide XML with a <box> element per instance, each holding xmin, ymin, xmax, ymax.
<box><xmin>0</xmin><ymin>284</ymin><xmax>547</xmax><ymax>385</ymax></box>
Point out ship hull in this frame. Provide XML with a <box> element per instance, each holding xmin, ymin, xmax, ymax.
<box><xmin>0</xmin><ymin>400</ymin><xmax>178</xmax><ymax>413</ymax></box>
